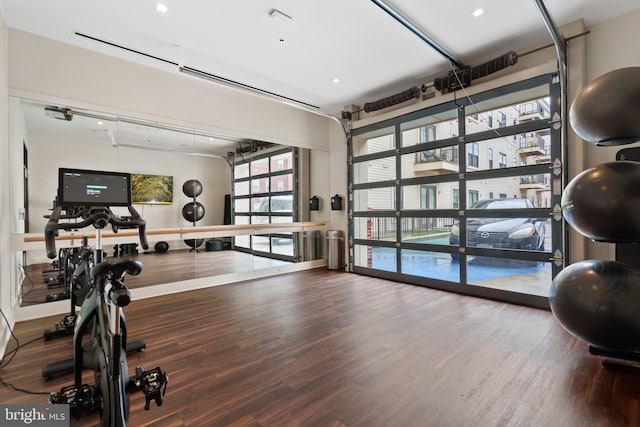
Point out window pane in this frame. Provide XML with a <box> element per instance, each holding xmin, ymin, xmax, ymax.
<box><xmin>270</xmin><ymin>175</ymin><xmax>293</xmax><ymax>192</ymax></box>
<box><xmin>234</xmin><ymin>215</ymin><xmax>250</xmax><ymax>247</ymax></box>
<box><xmin>250</xmin><ymin>157</ymin><xmax>269</xmax><ymax>176</ymax></box>
<box><xmin>403</xmin><ymin>147</ymin><xmax>459</xmax><ymax>178</ymax></box>
<box><xmin>252</xmin><ymin>235</ymin><xmax>270</xmax><ymax>252</ymax></box>
<box><xmin>464</xmin><ymin>215</ymin><xmax>550</xmax><ymax>253</ymax></box>
<box><xmin>354</xmin><ymin>187</ymin><xmax>396</xmax><ymax>211</ymax></box>
<box><xmin>234</xmin><ymin>180</ymin><xmax>250</xmax><ymax>196</ymax></box>
<box><xmin>466</xmin><ymin>174</ymin><xmax>551</xmax><ymax>208</ymax></box>
<box><xmin>235</xmin><ymin>235</ymin><xmax>250</xmax><ymax>249</ymax></box>
<box><xmin>354</xmin><ymin>217</ymin><xmax>396</xmax><ymax>241</ymax></box>
<box><xmin>270</xmin><ymin>152</ymin><xmax>292</xmax><ymax>172</ymax></box>
<box><xmin>251</xmin><ymin>177</ymin><xmax>269</xmax><ymax>193</ymax></box>
<box><xmin>354</xmin><ymin>157</ymin><xmax>396</xmax><ymax>184</ymax></box>
<box><xmin>400</xmin><ymin>249</ymin><xmax>460</xmax><ymax>282</ymax></box>
<box><xmin>354</xmin><ymin>244</ymin><xmax>396</xmax><ymax>272</ymax></box>
<box><xmin>400</xmin><ymin>183</ymin><xmax>460</xmax><ymax>210</ymax></box>
<box><xmin>400</xmin><ymin>217</ymin><xmax>457</xmax><ymax>245</ymax></box>
<box><xmin>235</xmin><ymin>163</ymin><xmax>249</xmax><ymax>179</ymax></box>
<box><xmin>269</xmin><ymin>195</ymin><xmax>293</xmax><ymax>213</ymax></box>
<box><xmin>466</xmin><ymin>94</ymin><xmax>550</xmax><ymax>135</ymax></box>
<box><xmin>401</xmin><ymin>111</ymin><xmax>458</xmax><ymax>147</ymax></box>
<box><xmin>252</xmin><ymin>196</ymin><xmax>268</xmax><ymax>212</ymax></box>
<box><xmin>352</xmin><ymin>126</ymin><xmax>395</xmax><ymax>156</ymax></box>
<box><xmin>272</xmin><ymin>237</ymin><xmax>294</xmax><ymax>256</ymax></box>
<box><xmin>467</xmin><ymin>257</ymin><xmax>552</xmax><ymax>297</ymax></box>
<box><xmin>251</xmin><ymin>215</ymin><xmax>268</xmax><ymax>225</ymax></box>
<box><xmin>234</xmin><ymin>198</ymin><xmax>250</xmax><ymax>213</ymax></box>
<box><xmin>465</xmin><ymin>130</ymin><xmax>550</xmax><ymax>172</ymax></box>
<box><xmin>234</xmin><ymin>215</ymin><xmax>250</xmax><ymax>225</ymax></box>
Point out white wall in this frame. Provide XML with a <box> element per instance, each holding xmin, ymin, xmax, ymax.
<box><xmin>25</xmin><ymin>128</ymin><xmax>230</xmax><ymax>235</ymax></box>
<box><xmin>0</xmin><ymin>6</ymin><xmax>12</xmax><ymax>359</ymax></box>
<box><xmin>309</xmin><ymin>149</ymin><xmax>331</xmax><ymax>223</ymax></box>
<box><xmin>329</xmin><ymin>120</ymin><xmax>348</xmax><ymax>268</ymax></box>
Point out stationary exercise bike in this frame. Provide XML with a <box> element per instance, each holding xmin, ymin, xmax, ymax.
<box><xmin>43</xmin><ymin>227</ymin><xmax>94</xmax><ymax>338</ymax></box>
<box><xmin>45</xmin><ymin>168</ymin><xmax>168</xmax><ymax>426</ymax></box>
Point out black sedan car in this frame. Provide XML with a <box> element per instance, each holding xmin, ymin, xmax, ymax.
<box><xmin>449</xmin><ymin>198</ymin><xmax>546</xmax><ymax>260</ymax></box>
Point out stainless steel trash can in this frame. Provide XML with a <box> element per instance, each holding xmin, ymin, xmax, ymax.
<box><xmin>303</xmin><ymin>230</ymin><xmax>322</xmax><ymax>260</ymax></box>
<box><xmin>326</xmin><ymin>230</ymin><xmax>345</xmax><ymax>270</ymax></box>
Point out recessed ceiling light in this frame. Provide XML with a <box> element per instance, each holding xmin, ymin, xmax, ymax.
<box><xmin>472</xmin><ymin>8</ymin><xmax>484</xmax><ymax>17</ymax></box>
<box><xmin>332</xmin><ymin>77</ymin><xmax>341</xmax><ymax>84</ymax></box>
<box><xmin>97</xmin><ymin>121</ymin><xmax>104</xmax><ymax>125</ymax></box>
<box><xmin>156</xmin><ymin>3</ymin><xmax>168</xmax><ymax>13</ymax></box>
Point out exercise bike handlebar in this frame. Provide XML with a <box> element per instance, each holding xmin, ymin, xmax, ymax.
<box><xmin>91</xmin><ymin>259</ymin><xmax>143</xmax><ymax>281</ymax></box>
<box><xmin>45</xmin><ymin>206</ymin><xmax>149</xmax><ymax>259</ymax></box>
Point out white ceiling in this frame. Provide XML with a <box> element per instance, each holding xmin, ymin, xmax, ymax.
<box><xmin>2</xmin><ymin>0</ymin><xmax>639</xmax><ymax>153</ymax></box>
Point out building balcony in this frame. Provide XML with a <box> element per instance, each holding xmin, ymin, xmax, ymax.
<box><xmin>414</xmin><ymin>159</ymin><xmax>458</xmax><ymax>175</ymax></box>
<box><xmin>520</xmin><ymin>176</ymin><xmax>548</xmax><ymax>191</ymax></box>
<box><xmin>535</xmin><ymin>154</ymin><xmax>551</xmax><ymax>163</ymax></box>
<box><xmin>414</xmin><ymin>149</ymin><xmax>459</xmax><ymax>175</ymax></box>
<box><xmin>518</xmin><ymin>136</ymin><xmax>548</xmax><ymax>157</ymax></box>
<box><xmin>519</xmin><ymin>145</ymin><xmax>547</xmax><ymax>156</ymax></box>
<box><xmin>518</xmin><ymin>111</ymin><xmax>545</xmax><ymax>122</ymax></box>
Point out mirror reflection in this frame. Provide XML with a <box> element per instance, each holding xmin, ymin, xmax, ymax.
<box><xmin>12</xmin><ymin>97</ymin><xmax>327</xmax><ymax>307</ymax></box>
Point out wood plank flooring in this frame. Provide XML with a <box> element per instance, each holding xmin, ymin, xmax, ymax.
<box><xmin>21</xmin><ymin>249</ymin><xmax>290</xmax><ymax>306</ymax></box>
<box><xmin>2</xmin><ymin>269</ymin><xmax>639</xmax><ymax>426</ymax></box>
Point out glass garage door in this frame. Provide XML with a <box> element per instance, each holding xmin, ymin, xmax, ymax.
<box><xmin>349</xmin><ymin>73</ymin><xmax>563</xmax><ymax>308</ymax></box>
<box><xmin>233</xmin><ymin>147</ymin><xmax>298</xmax><ymax>261</ymax></box>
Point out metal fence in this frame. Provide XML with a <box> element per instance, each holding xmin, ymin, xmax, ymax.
<box><xmin>367</xmin><ymin>217</ymin><xmax>455</xmax><ymax>240</ymax></box>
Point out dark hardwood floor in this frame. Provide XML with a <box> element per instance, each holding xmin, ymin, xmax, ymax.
<box><xmin>2</xmin><ymin>269</ymin><xmax>639</xmax><ymax>426</ymax></box>
<box><xmin>21</xmin><ymin>249</ymin><xmax>290</xmax><ymax>306</ymax></box>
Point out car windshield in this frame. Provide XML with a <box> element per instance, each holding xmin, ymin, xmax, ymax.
<box><xmin>471</xmin><ymin>199</ymin><xmax>530</xmax><ymax>209</ymax></box>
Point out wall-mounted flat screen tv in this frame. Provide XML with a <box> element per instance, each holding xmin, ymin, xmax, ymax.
<box><xmin>58</xmin><ymin>168</ymin><xmax>131</xmax><ymax>207</ymax></box>
<box><xmin>131</xmin><ymin>174</ymin><xmax>173</xmax><ymax>205</ymax></box>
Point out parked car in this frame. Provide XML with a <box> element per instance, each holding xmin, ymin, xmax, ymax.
<box><xmin>256</xmin><ymin>195</ymin><xmax>293</xmax><ymax>213</ymax></box>
<box><xmin>449</xmin><ymin>198</ymin><xmax>546</xmax><ymax>261</ymax></box>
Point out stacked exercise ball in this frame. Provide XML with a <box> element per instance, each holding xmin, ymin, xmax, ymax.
<box><xmin>569</xmin><ymin>67</ymin><xmax>640</xmax><ymax>146</ymax></box>
<box><xmin>182</xmin><ymin>179</ymin><xmax>205</xmax><ymax>251</ymax></box>
<box><xmin>550</xmin><ymin>67</ymin><xmax>640</xmax><ymax>354</ymax></box>
<box><xmin>561</xmin><ymin>161</ymin><xmax>640</xmax><ymax>242</ymax></box>
<box><xmin>550</xmin><ymin>260</ymin><xmax>640</xmax><ymax>352</ymax></box>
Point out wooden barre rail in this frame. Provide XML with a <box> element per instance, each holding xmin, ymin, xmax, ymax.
<box><xmin>23</xmin><ymin>222</ymin><xmax>328</xmax><ymax>243</ymax></box>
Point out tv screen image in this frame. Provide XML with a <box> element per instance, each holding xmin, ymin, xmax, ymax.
<box><xmin>131</xmin><ymin>174</ymin><xmax>173</xmax><ymax>205</ymax></box>
<box><xmin>58</xmin><ymin>168</ymin><xmax>131</xmax><ymax>207</ymax></box>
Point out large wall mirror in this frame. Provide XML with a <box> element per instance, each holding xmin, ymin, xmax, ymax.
<box><xmin>10</xmin><ymin>96</ymin><xmax>331</xmax><ymax>308</ymax></box>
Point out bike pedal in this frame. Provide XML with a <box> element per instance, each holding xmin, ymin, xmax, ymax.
<box><xmin>49</xmin><ymin>384</ymin><xmax>96</xmax><ymax>419</ymax></box>
<box><xmin>131</xmin><ymin>366</ymin><xmax>169</xmax><ymax>410</ymax></box>
<box><xmin>61</xmin><ymin>314</ymin><xmax>76</xmax><ymax>328</ymax></box>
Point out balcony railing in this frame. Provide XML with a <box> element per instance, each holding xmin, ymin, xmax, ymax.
<box><xmin>520</xmin><ymin>175</ymin><xmax>549</xmax><ymax>191</ymax></box>
<box><xmin>519</xmin><ymin>136</ymin><xmax>548</xmax><ymax>157</ymax></box>
<box><xmin>416</xmin><ymin>148</ymin><xmax>459</xmax><ymax>164</ymax></box>
<box><xmin>365</xmin><ymin>217</ymin><xmax>455</xmax><ymax>241</ymax></box>
<box><xmin>519</xmin><ymin>136</ymin><xmax>546</xmax><ymax>150</ymax></box>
